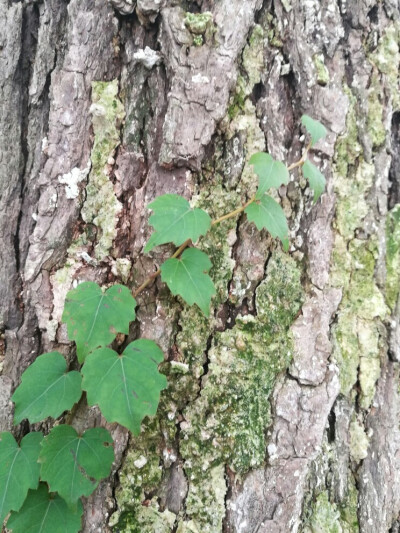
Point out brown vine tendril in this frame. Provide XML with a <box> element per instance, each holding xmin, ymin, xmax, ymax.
<box><xmin>287</xmin><ymin>141</ymin><xmax>311</xmax><ymax>171</ymax></box>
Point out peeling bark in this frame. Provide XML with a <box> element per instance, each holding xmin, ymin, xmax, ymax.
<box><xmin>1</xmin><ymin>0</ymin><xmax>399</xmax><ymax>532</ymax></box>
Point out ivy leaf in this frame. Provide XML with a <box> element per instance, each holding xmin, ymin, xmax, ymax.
<box><xmin>39</xmin><ymin>425</ymin><xmax>114</xmax><ymax>505</ymax></box>
<box><xmin>245</xmin><ymin>195</ymin><xmax>289</xmax><ymax>251</ymax></box>
<box><xmin>160</xmin><ymin>247</ymin><xmax>216</xmax><ymax>316</ymax></box>
<box><xmin>7</xmin><ymin>484</ymin><xmax>83</xmax><ymax>533</ymax></box>
<box><xmin>0</xmin><ymin>432</ymin><xmax>43</xmax><ymax>522</ymax></box>
<box><xmin>144</xmin><ymin>194</ymin><xmax>211</xmax><ymax>253</ymax></box>
<box><xmin>301</xmin><ymin>114</ymin><xmax>327</xmax><ymax>146</ymax></box>
<box><xmin>62</xmin><ymin>282</ymin><xmax>136</xmax><ymax>363</ymax></box>
<box><xmin>249</xmin><ymin>152</ymin><xmax>289</xmax><ymax>199</ymax></box>
<box><xmin>12</xmin><ymin>352</ymin><xmax>82</xmax><ymax>424</ymax></box>
<box><xmin>82</xmin><ymin>340</ymin><xmax>167</xmax><ymax>434</ymax></box>
<box><xmin>302</xmin><ymin>160</ymin><xmax>326</xmax><ymax>203</ymax></box>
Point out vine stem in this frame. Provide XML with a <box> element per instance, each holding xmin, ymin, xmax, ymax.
<box><xmin>132</xmin><ymin>239</ymin><xmax>191</xmax><ymax>298</ymax></box>
<box><xmin>211</xmin><ymin>197</ymin><xmax>255</xmax><ymax>226</ymax></box>
<box><xmin>132</xmin><ymin>148</ymin><xmax>309</xmax><ymax>299</ymax></box>
<box><xmin>287</xmin><ymin>141</ymin><xmax>311</xmax><ymax>171</ymax></box>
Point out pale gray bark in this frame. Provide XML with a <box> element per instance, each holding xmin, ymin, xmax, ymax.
<box><xmin>1</xmin><ymin>0</ymin><xmax>399</xmax><ymax>532</ymax></box>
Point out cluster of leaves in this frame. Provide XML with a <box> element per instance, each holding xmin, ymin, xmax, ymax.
<box><xmin>1</xmin><ymin>283</ymin><xmax>166</xmax><ymax>531</ymax></box>
<box><xmin>0</xmin><ymin>115</ymin><xmax>326</xmax><ymax>532</ymax></box>
<box><xmin>145</xmin><ymin>114</ymin><xmax>326</xmax><ymax>315</ymax></box>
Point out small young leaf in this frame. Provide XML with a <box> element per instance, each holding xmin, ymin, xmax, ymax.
<box><xmin>144</xmin><ymin>194</ymin><xmax>211</xmax><ymax>253</ymax></box>
<box><xmin>161</xmin><ymin>248</ymin><xmax>216</xmax><ymax>316</ymax></box>
<box><xmin>245</xmin><ymin>195</ymin><xmax>289</xmax><ymax>251</ymax></box>
<box><xmin>7</xmin><ymin>483</ymin><xmax>83</xmax><ymax>533</ymax></box>
<box><xmin>39</xmin><ymin>425</ymin><xmax>114</xmax><ymax>505</ymax></box>
<box><xmin>301</xmin><ymin>114</ymin><xmax>327</xmax><ymax>146</ymax></box>
<box><xmin>12</xmin><ymin>352</ymin><xmax>82</xmax><ymax>424</ymax></box>
<box><xmin>62</xmin><ymin>282</ymin><xmax>136</xmax><ymax>363</ymax></box>
<box><xmin>82</xmin><ymin>340</ymin><xmax>167</xmax><ymax>434</ymax></box>
<box><xmin>302</xmin><ymin>160</ymin><xmax>326</xmax><ymax>203</ymax></box>
<box><xmin>249</xmin><ymin>152</ymin><xmax>289</xmax><ymax>199</ymax></box>
<box><xmin>0</xmin><ymin>431</ymin><xmax>43</xmax><ymax>522</ymax></box>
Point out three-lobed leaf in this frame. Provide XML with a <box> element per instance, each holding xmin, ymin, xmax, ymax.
<box><xmin>161</xmin><ymin>247</ymin><xmax>216</xmax><ymax>316</ymax></box>
<box><xmin>82</xmin><ymin>340</ymin><xmax>167</xmax><ymax>434</ymax></box>
<box><xmin>144</xmin><ymin>194</ymin><xmax>211</xmax><ymax>252</ymax></box>
<box><xmin>0</xmin><ymin>432</ymin><xmax>43</xmax><ymax>522</ymax></box>
<box><xmin>12</xmin><ymin>352</ymin><xmax>82</xmax><ymax>424</ymax></box>
<box><xmin>301</xmin><ymin>114</ymin><xmax>327</xmax><ymax>146</ymax></box>
<box><xmin>249</xmin><ymin>152</ymin><xmax>289</xmax><ymax>199</ymax></box>
<box><xmin>7</xmin><ymin>483</ymin><xmax>83</xmax><ymax>533</ymax></box>
<box><xmin>62</xmin><ymin>282</ymin><xmax>136</xmax><ymax>363</ymax></box>
<box><xmin>39</xmin><ymin>425</ymin><xmax>114</xmax><ymax>505</ymax></box>
<box><xmin>245</xmin><ymin>195</ymin><xmax>289</xmax><ymax>251</ymax></box>
<box><xmin>302</xmin><ymin>160</ymin><xmax>326</xmax><ymax>203</ymax></box>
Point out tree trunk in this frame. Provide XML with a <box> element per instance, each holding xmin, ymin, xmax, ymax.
<box><xmin>1</xmin><ymin>0</ymin><xmax>400</xmax><ymax>532</ymax></box>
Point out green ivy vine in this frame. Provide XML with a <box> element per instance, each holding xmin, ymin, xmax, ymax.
<box><xmin>0</xmin><ymin>115</ymin><xmax>327</xmax><ymax>531</ymax></box>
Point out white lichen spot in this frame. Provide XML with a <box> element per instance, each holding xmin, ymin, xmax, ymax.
<box><xmin>170</xmin><ymin>361</ymin><xmax>189</xmax><ymax>374</ymax></box>
<box><xmin>133</xmin><ymin>455</ymin><xmax>148</xmax><ymax>469</ymax></box>
<box><xmin>79</xmin><ymin>251</ymin><xmax>97</xmax><ymax>265</ymax></box>
<box><xmin>58</xmin><ymin>163</ymin><xmax>91</xmax><ymax>200</ymax></box>
<box><xmin>41</xmin><ymin>136</ymin><xmax>49</xmax><ymax>153</ymax></box>
<box><xmin>281</xmin><ymin>0</ymin><xmax>292</xmax><ymax>12</ymax></box>
<box><xmin>111</xmin><ymin>258</ymin><xmax>132</xmax><ymax>284</ymax></box>
<box><xmin>163</xmin><ymin>448</ymin><xmax>177</xmax><ymax>466</ymax></box>
<box><xmin>49</xmin><ymin>193</ymin><xmax>58</xmax><ymax>210</ymax></box>
<box><xmin>281</xmin><ymin>63</ymin><xmax>291</xmax><ymax>76</ymax></box>
<box><xmin>191</xmin><ymin>73</ymin><xmax>210</xmax><ymax>84</ymax></box>
<box><xmin>46</xmin><ymin>319</ymin><xmax>59</xmax><ymax>342</ymax></box>
<box><xmin>349</xmin><ymin>416</ymin><xmax>370</xmax><ymax>462</ymax></box>
<box><xmin>50</xmin><ymin>262</ymin><xmax>80</xmax><ymax>326</ymax></box>
<box><xmin>133</xmin><ymin>47</ymin><xmax>162</xmax><ymax>69</ymax></box>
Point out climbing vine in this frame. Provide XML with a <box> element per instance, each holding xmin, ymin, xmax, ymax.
<box><xmin>0</xmin><ymin>115</ymin><xmax>326</xmax><ymax>531</ymax></box>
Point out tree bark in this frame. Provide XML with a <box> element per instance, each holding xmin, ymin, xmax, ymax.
<box><xmin>1</xmin><ymin>0</ymin><xmax>399</xmax><ymax>532</ymax></box>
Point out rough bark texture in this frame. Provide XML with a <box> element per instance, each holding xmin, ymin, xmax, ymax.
<box><xmin>1</xmin><ymin>0</ymin><xmax>399</xmax><ymax>532</ymax></box>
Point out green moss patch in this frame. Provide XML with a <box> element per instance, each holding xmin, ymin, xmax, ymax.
<box><xmin>82</xmin><ymin>80</ymin><xmax>125</xmax><ymax>260</ymax></box>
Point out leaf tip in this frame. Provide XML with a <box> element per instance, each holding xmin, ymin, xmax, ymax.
<box><xmin>313</xmin><ymin>190</ymin><xmax>323</xmax><ymax>204</ymax></box>
<box><xmin>301</xmin><ymin>114</ymin><xmax>327</xmax><ymax>146</ymax></box>
<box><xmin>282</xmin><ymin>237</ymin><xmax>289</xmax><ymax>253</ymax></box>
<box><xmin>143</xmin><ymin>241</ymin><xmax>154</xmax><ymax>254</ymax></box>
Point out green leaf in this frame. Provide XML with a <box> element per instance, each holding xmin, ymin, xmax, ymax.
<box><xmin>7</xmin><ymin>484</ymin><xmax>83</xmax><ymax>533</ymax></box>
<box><xmin>249</xmin><ymin>152</ymin><xmax>289</xmax><ymax>199</ymax></box>
<box><xmin>302</xmin><ymin>160</ymin><xmax>326</xmax><ymax>203</ymax></box>
<box><xmin>39</xmin><ymin>425</ymin><xmax>114</xmax><ymax>505</ymax></box>
<box><xmin>245</xmin><ymin>195</ymin><xmax>289</xmax><ymax>251</ymax></box>
<box><xmin>301</xmin><ymin>114</ymin><xmax>327</xmax><ymax>146</ymax></box>
<box><xmin>12</xmin><ymin>352</ymin><xmax>82</xmax><ymax>424</ymax></box>
<box><xmin>62</xmin><ymin>282</ymin><xmax>136</xmax><ymax>363</ymax></box>
<box><xmin>144</xmin><ymin>194</ymin><xmax>211</xmax><ymax>253</ymax></box>
<box><xmin>82</xmin><ymin>340</ymin><xmax>167</xmax><ymax>434</ymax></box>
<box><xmin>161</xmin><ymin>248</ymin><xmax>216</xmax><ymax>316</ymax></box>
<box><xmin>0</xmin><ymin>432</ymin><xmax>43</xmax><ymax>522</ymax></box>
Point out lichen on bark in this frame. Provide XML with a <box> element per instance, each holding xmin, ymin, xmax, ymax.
<box><xmin>179</xmin><ymin>252</ymin><xmax>303</xmax><ymax>531</ymax></box>
<box><xmin>47</xmin><ymin>80</ymin><xmax>126</xmax><ymax>344</ymax></box>
<box><xmin>331</xmin><ymin>88</ymin><xmax>388</xmax><ymax>408</ymax></box>
<box><xmin>111</xmin><ymin>252</ymin><xmax>303</xmax><ymax>532</ymax></box>
<box><xmin>301</xmin><ymin>13</ymin><xmax>400</xmax><ymax>533</ymax></box>
<box><xmin>2</xmin><ymin>0</ymin><xmax>400</xmax><ymax>531</ymax></box>
<box><xmin>81</xmin><ymin>80</ymin><xmax>125</xmax><ymax>260</ymax></box>
<box><xmin>386</xmin><ymin>204</ymin><xmax>400</xmax><ymax>311</ymax></box>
